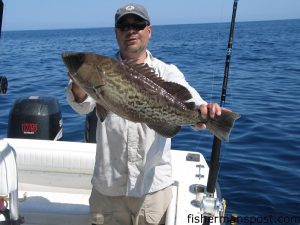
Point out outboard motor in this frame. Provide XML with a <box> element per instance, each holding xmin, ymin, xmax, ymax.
<box><xmin>7</xmin><ymin>96</ymin><xmax>63</xmax><ymax>140</ymax></box>
<box><xmin>85</xmin><ymin>108</ymin><xmax>97</xmax><ymax>143</ymax></box>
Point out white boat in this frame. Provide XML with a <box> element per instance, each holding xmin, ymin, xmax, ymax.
<box><xmin>1</xmin><ymin>136</ymin><xmax>225</xmax><ymax>225</ymax></box>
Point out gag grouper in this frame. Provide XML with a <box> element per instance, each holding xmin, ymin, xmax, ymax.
<box><xmin>62</xmin><ymin>52</ymin><xmax>240</xmax><ymax>141</ymax></box>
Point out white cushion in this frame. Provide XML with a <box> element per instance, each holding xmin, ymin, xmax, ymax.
<box><xmin>5</xmin><ymin>138</ymin><xmax>96</xmax><ymax>174</ymax></box>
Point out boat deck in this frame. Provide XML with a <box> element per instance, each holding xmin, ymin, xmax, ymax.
<box><xmin>1</xmin><ymin>138</ymin><xmax>221</xmax><ymax>225</ymax></box>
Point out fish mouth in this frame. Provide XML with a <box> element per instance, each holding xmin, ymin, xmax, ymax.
<box><xmin>62</xmin><ymin>52</ymin><xmax>86</xmax><ymax>74</ymax></box>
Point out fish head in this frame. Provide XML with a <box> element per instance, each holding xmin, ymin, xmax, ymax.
<box><xmin>62</xmin><ymin>52</ymin><xmax>108</xmax><ymax>90</ymax></box>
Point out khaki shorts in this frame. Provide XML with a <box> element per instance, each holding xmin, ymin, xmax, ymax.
<box><xmin>89</xmin><ymin>186</ymin><xmax>173</xmax><ymax>225</ymax></box>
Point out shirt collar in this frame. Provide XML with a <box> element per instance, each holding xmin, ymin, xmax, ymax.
<box><xmin>115</xmin><ymin>50</ymin><xmax>153</xmax><ymax>65</ymax></box>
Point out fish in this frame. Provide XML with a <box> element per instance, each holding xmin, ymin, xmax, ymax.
<box><xmin>62</xmin><ymin>52</ymin><xmax>240</xmax><ymax>141</ymax></box>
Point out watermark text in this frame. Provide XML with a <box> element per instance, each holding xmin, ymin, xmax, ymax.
<box><xmin>187</xmin><ymin>213</ymin><xmax>300</xmax><ymax>224</ymax></box>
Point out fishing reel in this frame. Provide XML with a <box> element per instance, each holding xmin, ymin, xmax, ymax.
<box><xmin>190</xmin><ymin>184</ymin><xmax>226</xmax><ymax>223</ymax></box>
<box><xmin>200</xmin><ymin>193</ymin><xmax>226</xmax><ymax>218</ymax></box>
<box><xmin>0</xmin><ymin>75</ymin><xmax>8</xmax><ymax>94</ymax></box>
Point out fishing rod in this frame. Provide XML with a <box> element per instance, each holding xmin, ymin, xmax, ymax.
<box><xmin>0</xmin><ymin>0</ymin><xmax>3</xmax><ymax>38</ymax></box>
<box><xmin>0</xmin><ymin>1</ymin><xmax>8</xmax><ymax>94</ymax></box>
<box><xmin>202</xmin><ymin>0</ymin><xmax>239</xmax><ymax>224</ymax></box>
<box><xmin>0</xmin><ymin>0</ymin><xmax>7</xmax><ymax>95</ymax></box>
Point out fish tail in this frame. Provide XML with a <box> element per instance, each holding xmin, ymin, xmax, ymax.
<box><xmin>205</xmin><ymin>110</ymin><xmax>240</xmax><ymax>142</ymax></box>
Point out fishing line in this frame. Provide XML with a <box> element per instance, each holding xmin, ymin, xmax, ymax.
<box><xmin>215</xmin><ymin>0</ymin><xmax>239</xmax><ymax>180</ymax></box>
<box><xmin>209</xmin><ymin>0</ymin><xmax>225</xmax><ymax>104</ymax></box>
<box><xmin>195</xmin><ymin>0</ymin><xmax>227</xmax><ymax>154</ymax></box>
<box><xmin>210</xmin><ymin>0</ymin><xmax>237</xmax><ymax>174</ymax></box>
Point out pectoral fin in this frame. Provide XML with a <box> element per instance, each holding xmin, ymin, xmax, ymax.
<box><xmin>96</xmin><ymin>103</ymin><xmax>108</xmax><ymax>122</ymax></box>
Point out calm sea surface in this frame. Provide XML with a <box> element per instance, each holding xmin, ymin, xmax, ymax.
<box><xmin>1</xmin><ymin>20</ymin><xmax>300</xmax><ymax>224</ymax></box>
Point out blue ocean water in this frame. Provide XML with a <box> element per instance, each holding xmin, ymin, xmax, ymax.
<box><xmin>1</xmin><ymin>19</ymin><xmax>300</xmax><ymax>223</ymax></box>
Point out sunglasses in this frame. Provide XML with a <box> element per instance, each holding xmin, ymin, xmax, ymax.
<box><xmin>116</xmin><ymin>21</ymin><xmax>149</xmax><ymax>32</ymax></box>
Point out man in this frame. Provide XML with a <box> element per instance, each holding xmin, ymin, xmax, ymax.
<box><xmin>67</xmin><ymin>3</ymin><xmax>221</xmax><ymax>225</ymax></box>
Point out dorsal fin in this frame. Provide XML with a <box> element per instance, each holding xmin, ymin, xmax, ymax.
<box><xmin>184</xmin><ymin>101</ymin><xmax>196</xmax><ymax>110</ymax></box>
<box><xmin>122</xmin><ymin>60</ymin><xmax>194</xmax><ymax>103</ymax></box>
<box><xmin>161</xmin><ymin>81</ymin><xmax>193</xmax><ymax>102</ymax></box>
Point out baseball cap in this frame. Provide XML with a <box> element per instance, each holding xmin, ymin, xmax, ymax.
<box><xmin>115</xmin><ymin>3</ymin><xmax>150</xmax><ymax>25</ymax></box>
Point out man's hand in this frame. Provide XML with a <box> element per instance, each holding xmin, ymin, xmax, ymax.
<box><xmin>195</xmin><ymin>103</ymin><xmax>222</xmax><ymax>129</ymax></box>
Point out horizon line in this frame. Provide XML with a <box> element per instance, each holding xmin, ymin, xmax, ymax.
<box><xmin>2</xmin><ymin>18</ymin><xmax>299</xmax><ymax>32</ymax></box>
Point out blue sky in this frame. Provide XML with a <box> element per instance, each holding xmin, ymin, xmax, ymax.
<box><xmin>2</xmin><ymin>0</ymin><xmax>300</xmax><ymax>31</ymax></box>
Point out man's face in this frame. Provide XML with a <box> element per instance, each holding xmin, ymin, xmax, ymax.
<box><xmin>115</xmin><ymin>14</ymin><xmax>152</xmax><ymax>59</ymax></box>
